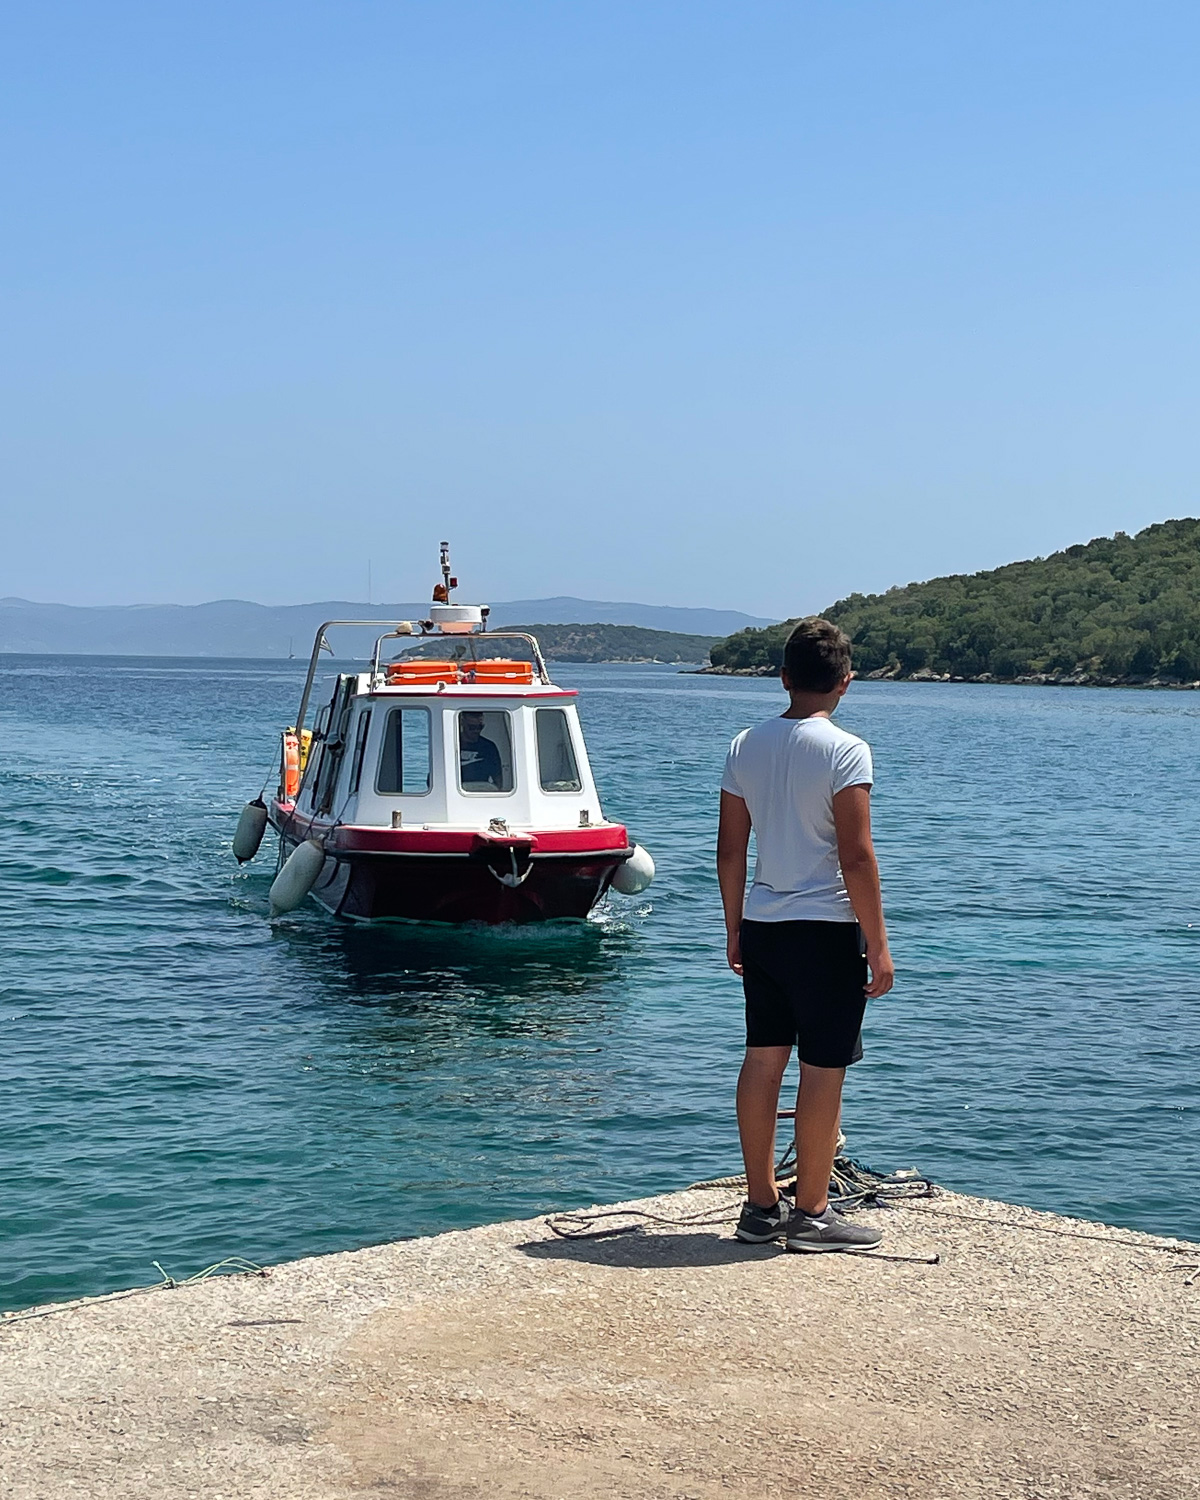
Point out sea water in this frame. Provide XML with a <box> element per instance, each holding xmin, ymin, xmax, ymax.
<box><xmin>1</xmin><ymin>657</ymin><xmax>1198</xmax><ymax>1311</ymax></box>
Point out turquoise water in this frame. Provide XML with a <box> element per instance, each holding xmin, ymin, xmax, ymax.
<box><xmin>1</xmin><ymin>657</ymin><xmax>1198</xmax><ymax>1311</ymax></box>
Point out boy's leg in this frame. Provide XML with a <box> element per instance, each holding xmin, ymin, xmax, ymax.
<box><xmin>792</xmin><ymin>1062</ymin><xmax>845</xmax><ymax>1216</ymax></box>
<box><xmin>736</xmin><ymin>1045</ymin><xmax>791</xmax><ymax>1207</ymax></box>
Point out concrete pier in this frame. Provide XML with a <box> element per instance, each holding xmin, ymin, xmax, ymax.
<box><xmin>1</xmin><ymin>1185</ymin><xmax>1198</xmax><ymax>1499</ymax></box>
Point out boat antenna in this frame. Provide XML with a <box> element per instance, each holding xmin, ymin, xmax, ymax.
<box><xmin>432</xmin><ymin>541</ymin><xmax>458</xmax><ymax>608</ymax></box>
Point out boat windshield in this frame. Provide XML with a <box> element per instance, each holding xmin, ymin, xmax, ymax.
<box><xmin>457</xmin><ymin>710</ymin><xmax>514</xmax><ymax>793</ymax></box>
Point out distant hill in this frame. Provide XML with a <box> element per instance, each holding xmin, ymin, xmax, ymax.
<box><xmin>490</xmin><ymin>597</ymin><xmax>769</xmax><ymax>636</ymax></box>
<box><xmin>403</xmin><ymin>623</ymin><xmax>717</xmax><ymax>664</ymax></box>
<box><xmin>0</xmin><ymin>596</ymin><xmax>772</xmax><ymax>657</ymax></box>
<box><xmin>707</xmin><ymin>519</ymin><xmax>1200</xmax><ymax>685</ymax></box>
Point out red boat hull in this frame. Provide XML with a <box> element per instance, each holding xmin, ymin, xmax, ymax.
<box><xmin>298</xmin><ymin>846</ymin><xmax>625</xmax><ymax>923</ymax></box>
<box><xmin>270</xmin><ymin>809</ymin><xmax>633</xmax><ymax>924</ymax></box>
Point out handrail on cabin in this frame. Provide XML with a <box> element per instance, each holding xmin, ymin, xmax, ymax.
<box><xmin>293</xmin><ymin>621</ymin><xmax>551</xmax><ymax>739</ymax></box>
<box><xmin>369</xmin><ymin>629</ymin><xmax>550</xmax><ymax>688</ymax></box>
<box><xmin>294</xmin><ymin>621</ymin><xmax>401</xmax><ymax>742</ymax></box>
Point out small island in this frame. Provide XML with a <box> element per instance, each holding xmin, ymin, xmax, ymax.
<box><xmin>706</xmin><ymin>518</ymin><xmax>1200</xmax><ymax>686</ymax></box>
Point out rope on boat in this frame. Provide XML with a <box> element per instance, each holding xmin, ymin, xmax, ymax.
<box><xmin>485</xmin><ymin>846</ymin><xmax>535</xmax><ymax>888</ymax></box>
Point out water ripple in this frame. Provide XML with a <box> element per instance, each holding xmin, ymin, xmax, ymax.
<box><xmin>1</xmin><ymin>659</ymin><xmax>1198</xmax><ymax>1310</ymax></box>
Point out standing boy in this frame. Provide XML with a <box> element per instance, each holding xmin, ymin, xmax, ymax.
<box><xmin>717</xmin><ymin>617</ymin><xmax>894</xmax><ymax>1252</ymax></box>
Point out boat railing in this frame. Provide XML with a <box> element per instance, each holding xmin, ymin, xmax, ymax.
<box><xmin>293</xmin><ymin>621</ymin><xmax>551</xmax><ymax>739</ymax></box>
<box><xmin>369</xmin><ymin>629</ymin><xmax>551</xmax><ymax>688</ymax></box>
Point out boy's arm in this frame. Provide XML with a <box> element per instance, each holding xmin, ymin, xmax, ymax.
<box><xmin>833</xmin><ymin>784</ymin><xmax>895</xmax><ymax>998</ymax></box>
<box><xmin>717</xmin><ymin>790</ymin><xmax>752</xmax><ymax>974</ymax></box>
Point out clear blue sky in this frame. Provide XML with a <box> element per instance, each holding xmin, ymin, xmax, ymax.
<box><xmin>3</xmin><ymin>1</ymin><xmax>1198</xmax><ymax>617</ymax></box>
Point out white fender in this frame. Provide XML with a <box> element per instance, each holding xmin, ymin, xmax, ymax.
<box><xmin>232</xmin><ymin>798</ymin><xmax>268</xmax><ymax>863</ymax></box>
<box><xmin>612</xmin><ymin>842</ymin><xmax>655</xmax><ymax>896</ymax></box>
<box><xmin>269</xmin><ymin>839</ymin><xmax>325</xmax><ymax>916</ymax></box>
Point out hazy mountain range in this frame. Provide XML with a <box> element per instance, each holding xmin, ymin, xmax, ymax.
<box><xmin>0</xmin><ymin>595</ymin><xmax>775</xmax><ymax>657</ymax></box>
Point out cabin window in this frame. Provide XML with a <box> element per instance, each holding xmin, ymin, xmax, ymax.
<box><xmin>377</xmin><ymin>708</ymin><xmax>432</xmax><ymax>794</ymax></box>
<box><xmin>457</xmin><ymin>710</ymin><xmax>514</xmax><ymax>793</ymax></box>
<box><xmin>535</xmin><ymin>709</ymin><xmax>582</xmax><ymax>792</ymax></box>
<box><xmin>348</xmin><ymin>710</ymin><xmax>373</xmax><ymax>795</ymax></box>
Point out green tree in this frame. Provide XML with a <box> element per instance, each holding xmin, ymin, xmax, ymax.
<box><xmin>708</xmin><ymin>519</ymin><xmax>1200</xmax><ymax>684</ymax></box>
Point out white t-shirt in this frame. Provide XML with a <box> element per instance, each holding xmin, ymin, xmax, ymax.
<box><xmin>721</xmin><ymin>715</ymin><xmax>874</xmax><ymax>923</ymax></box>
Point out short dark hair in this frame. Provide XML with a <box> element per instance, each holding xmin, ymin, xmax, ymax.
<box><xmin>782</xmin><ymin>617</ymin><xmax>853</xmax><ymax>692</ymax></box>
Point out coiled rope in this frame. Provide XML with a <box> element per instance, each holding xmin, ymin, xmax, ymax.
<box><xmin>545</xmin><ymin>1151</ymin><xmax>941</xmax><ymax>1267</ymax></box>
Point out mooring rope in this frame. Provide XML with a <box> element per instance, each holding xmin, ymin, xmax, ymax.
<box><xmin>686</xmin><ymin>1150</ymin><xmax>936</xmax><ymax>1209</ymax></box>
<box><xmin>543</xmin><ymin>1153</ymin><xmax>1199</xmax><ymax>1280</ymax></box>
<box><xmin>893</xmin><ymin>1200</ymin><xmax>1200</xmax><ymax>1257</ymax></box>
<box><xmin>544</xmin><ymin>1154</ymin><xmax>943</xmax><ymax>1265</ymax></box>
<box><xmin>8</xmin><ymin>1163</ymin><xmax>1198</xmax><ymax>1331</ymax></box>
<box><xmin>0</xmin><ymin>1258</ymin><xmax>269</xmax><ymax>1329</ymax></box>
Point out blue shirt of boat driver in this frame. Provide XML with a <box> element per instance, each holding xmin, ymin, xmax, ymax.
<box><xmin>460</xmin><ymin>734</ymin><xmax>503</xmax><ymax>788</ymax></box>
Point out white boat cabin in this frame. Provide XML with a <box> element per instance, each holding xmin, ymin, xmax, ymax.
<box><xmin>294</xmin><ymin>672</ymin><xmax>610</xmax><ymax>835</ymax></box>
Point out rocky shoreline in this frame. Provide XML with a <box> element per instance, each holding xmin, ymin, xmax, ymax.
<box><xmin>695</xmin><ymin>664</ymin><xmax>1200</xmax><ymax>688</ymax></box>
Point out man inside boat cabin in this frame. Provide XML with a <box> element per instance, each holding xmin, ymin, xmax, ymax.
<box><xmin>458</xmin><ymin>711</ymin><xmax>503</xmax><ymax>790</ymax></box>
<box><xmin>717</xmin><ymin>616</ymin><xmax>894</xmax><ymax>1254</ymax></box>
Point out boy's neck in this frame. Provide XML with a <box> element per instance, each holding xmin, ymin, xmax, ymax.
<box><xmin>781</xmin><ymin>690</ymin><xmax>841</xmax><ymax>720</ymax></box>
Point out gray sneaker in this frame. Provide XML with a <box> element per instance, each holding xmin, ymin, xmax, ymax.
<box><xmin>734</xmin><ymin>1192</ymin><xmax>793</xmax><ymax>1243</ymax></box>
<box><xmin>785</xmin><ymin>1206</ymin><xmax>882</xmax><ymax>1254</ymax></box>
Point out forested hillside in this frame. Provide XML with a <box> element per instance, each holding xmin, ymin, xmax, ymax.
<box><xmin>406</xmin><ymin>623</ymin><xmax>717</xmax><ymax>664</ymax></box>
<box><xmin>709</xmin><ymin>520</ymin><xmax>1200</xmax><ymax>684</ymax></box>
<box><xmin>505</xmin><ymin>624</ymin><xmax>716</xmax><ymax>662</ymax></box>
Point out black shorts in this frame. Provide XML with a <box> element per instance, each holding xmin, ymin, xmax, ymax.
<box><xmin>740</xmin><ymin>919</ymin><xmax>867</xmax><ymax>1067</ymax></box>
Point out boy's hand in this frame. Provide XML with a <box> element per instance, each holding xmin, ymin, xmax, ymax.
<box><xmin>864</xmin><ymin>944</ymin><xmax>894</xmax><ymax>999</ymax></box>
<box><xmin>726</xmin><ymin>931</ymin><xmax>743</xmax><ymax>975</ymax></box>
